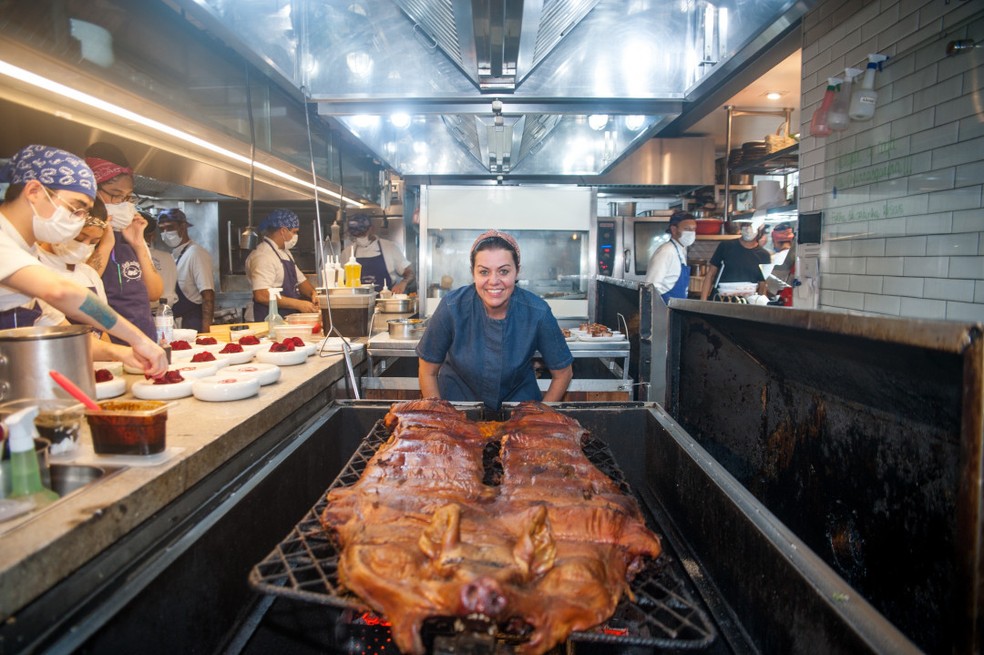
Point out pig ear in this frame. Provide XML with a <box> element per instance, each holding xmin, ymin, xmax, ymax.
<box><xmin>513</xmin><ymin>505</ymin><xmax>556</xmax><ymax>579</ymax></box>
<box><xmin>419</xmin><ymin>504</ymin><xmax>462</xmax><ymax>565</ymax></box>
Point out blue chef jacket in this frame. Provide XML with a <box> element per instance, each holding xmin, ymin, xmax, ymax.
<box><xmin>416</xmin><ymin>285</ymin><xmax>573</xmax><ymax>410</ymax></box>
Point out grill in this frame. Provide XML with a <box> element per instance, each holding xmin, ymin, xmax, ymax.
<box><xmin>249</xmin><ymin>418</ymin><xmax>717</xmax><ymax>653</ymax></box>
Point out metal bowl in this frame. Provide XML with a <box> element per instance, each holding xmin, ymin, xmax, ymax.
<box><xmin>387</xmin><ymin>318</ymin><xmax>426</xmax><ymax>339</ymax></box>
<box><xmin>377</xmin><ymin>297</ymin><xmax>416</xmax><ymax>313</ymax></box>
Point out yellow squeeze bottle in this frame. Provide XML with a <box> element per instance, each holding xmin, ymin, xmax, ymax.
<box><xmin>344</xmin><ymin>247</ymin><xmax>362</xmax><ymax>288</ymax></box>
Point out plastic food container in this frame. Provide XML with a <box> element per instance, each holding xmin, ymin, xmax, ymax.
<box><xmin>85</xmin><ymin>400</ymin><xmax>168</xmax><ymax>456</ymax></box>
<box><xmin>285</xmin><ymin>313</ymin><xmax>321</xmax><ymax>327</ymax></box>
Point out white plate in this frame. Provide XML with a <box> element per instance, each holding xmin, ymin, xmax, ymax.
<box><xmin>576</xmin><ymin>333</ymin><xmax>627</xmax><ymax>342</ymax></box>
<box><xmin>95</xmin><ymin>376</ymin><xmax>126</xmax><ymax>400</ymax></box>
<box><xmin>93</xmin><ymin>361</ymin><xmax>124</xmax><ymax>377</ymax></box>
<box><xmin>223</xmin><ymin>363</ymin><xmax>281</xmax><ymax>386</ymax></box>
<box><xmin>255</xmin><ymin>347</ymin><xmax>308</xmax><ymax>366</ymax></box>
<box><xmin>193</xmin><ymin>340</ymin><xmax>226</xmax><ymax>352</ymax></box>
<box><xmin>131</xmin><ymin>378</ymin><xmax>194</xmax><ymax>400</ymax></box>
<box><xmin>171</xmin><ymin>328</ymin><xmax>198</xmax><ymax>342</ymax></box>
<box><xmin>317</xmin><ymin>337</ymin><xmax>366</xmax><ymax>353</ymax></box>
<box><xmin>168</xmin><ymin>344</ymin><xmax>203</xmax><ymax>361</ymax></box>
<box><xmin>167</xmin><ymin>361</ymin><xmax>220</xmax><ymax>379</ymax></box>
<box><xmin>192</xmin><ymin>375</ymin><xmax>260</xmax><ymax>402</ymax></box>
<box><xmin>213</xmin><ymin>348</ymin><xmax>256</xmax><ymax>365</ymax></box>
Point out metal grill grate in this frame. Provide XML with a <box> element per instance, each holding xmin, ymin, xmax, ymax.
<box><xmin>249</xmin><ymin>420</ymin><xmax>716</xmax><ymax>651</ymax></box>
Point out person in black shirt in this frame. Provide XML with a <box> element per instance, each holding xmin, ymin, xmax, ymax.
<box><xmin>700</xmin><ymin>213</ymin><xmax>771</xmax><ymax>301</ymax></box>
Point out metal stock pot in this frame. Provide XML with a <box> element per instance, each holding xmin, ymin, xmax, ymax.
<box><xmin>0</xmin><ymin>326</ymin><xmax>95</xmax><ymax>402</ymax></box>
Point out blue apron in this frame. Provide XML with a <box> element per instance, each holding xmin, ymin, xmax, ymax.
<box><xmin>102</xmin><ymin>234</ymin><xmax>156</xmax><ymax>345</ymax></box>
<box><xmin>0</xmin><ymin>304</ymin><xmax>42</xmax><ymax>329</ymax></box>
<box><xmin>252</xmin><ymin>240</ymin><xmax>301</xmax><ymax>320</ymax></box>
<box><xmin>172</xmin><ymin>246</ymin><xmax>203</xmax><ymax>332</ymax></box>
<box><xmin>660</xmin><ymin>241</ymin><xmax>690</xmax><ymax>303</ymax></box>
<box><xmin>357</xmin><ymin>245</ymin><xmax>393</xmax><ymax>292</ymax></box>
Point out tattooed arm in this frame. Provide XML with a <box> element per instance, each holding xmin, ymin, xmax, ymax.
<box><xmin>4</xmin><ymin>263</ymin><xmax>167</xmax><ymax>375</ymax></box>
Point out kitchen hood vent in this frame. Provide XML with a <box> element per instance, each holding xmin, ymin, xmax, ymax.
<box><xmin>393</xmin><ymin>0</ymin><xmax>601</xmax><ymax>91</ymax></box>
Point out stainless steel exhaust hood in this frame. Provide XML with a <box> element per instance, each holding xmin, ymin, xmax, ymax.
<box><xmin>176</xmin><ymin>0</ymin><xmax>812</xmax><ymax>180</ymax></box>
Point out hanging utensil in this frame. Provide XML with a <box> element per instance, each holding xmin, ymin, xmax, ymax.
<box><xmin>239</xmin><ymin>63</ymin><xmax>258</xmax><ymax>251</ymax></box>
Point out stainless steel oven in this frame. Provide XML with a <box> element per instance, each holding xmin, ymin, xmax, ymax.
<box><xmin>594</xmin><ymin>212</ymin><xmax>675</xmax><ymax>283</ymax></box>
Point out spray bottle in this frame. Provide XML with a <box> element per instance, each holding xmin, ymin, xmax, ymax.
<box><xmin>344</xmin><ymin>247</ymin><xmax>362</xmax><ymax>288</ymax></box>
<box><xmin>809</xmin><ymin>77</ymin><xmax>841</xmax><ymax>138</ymax></box>
<box><xmin>849</xmin><ymin>54</ymin><xmax>889</xmax><ymax>121</ymax></box>
<box><xmin>828</xmin><ymin>67</ymin><xmax>861</xmax><ymax>131</ymax></box>
<box><xmin>266</xmin><ymin>288</ymin><xmax>287</xmax><ymax>334</ymax></box>
<box><xmin>5</xmin><ymin>406</ymin><xmax>59</xmax><ymax>507</ymax></box>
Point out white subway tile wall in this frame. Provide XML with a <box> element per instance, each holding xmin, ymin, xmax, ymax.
<box><xmin>800</xmin><ymin>0</ymin><xmax>984</xmax><ymax>321</ymax></box>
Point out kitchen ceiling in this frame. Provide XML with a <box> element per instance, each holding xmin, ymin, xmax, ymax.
<box><xmin>180</xmin><ymin>0</ymin><xmax>812</xmax><ymax>182</ymax></box>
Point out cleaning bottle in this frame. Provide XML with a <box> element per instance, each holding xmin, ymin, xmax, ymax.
<box><xmin>828</xmin><ymin>67</ymin><xmax>860</xmax><ymax>131</ymax></box>
<box><xmin>344</xmin><ymin>247</ymin><xmax>362</xmax><ymax>288</ymax></box>
<box><xmin>849</xmin><ymin>54</ymin><xmax>889</xmax><ymax>121</ymax></box>
<box><xmin>266</xmin><ymin>288</ymin><xmax>287</xmax><ymax>334</ymax></box>
<box><xmin>809</xmin><ymin>77</ymin><xmax>840</xmax><ymax>137</ymax></box>
<box><xmin>5</xmin><ymin>406</ymin><xmax>59</xmax><ymax>507</ymax></box>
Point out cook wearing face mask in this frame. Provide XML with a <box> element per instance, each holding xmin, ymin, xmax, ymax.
<box><xmin>644</xmin><ymin>210</ymin><xmax>698</xmax><ymax>303</ymax></box>
<box><xmin>37</xmin><ymin>206</ymin><xmax>111</xmax><ymax>334</ymax></box>
<box><xmin>244</xmin><ymin>208</ymin><xmax>319</xmax><ymax>319</ymax></box>
<box><xmin>85</xmin><ymin>142</ymin><xmax>164</xmax><ymax>344</ymax></box>
<box><xmin>700</xmin><ymin>212</ymin><xmax>772</xmax><ymax>302</ymax></box>
<box><xmin>0</xmin><ymin>144</ymin><xmax>168</xmax><ymax>376</ymax></box>
<box><xmin>157</xmin><ymin>208</ymin><xmax>215</xmax><ymax>333</ymax></box>
<box><xmin>345</xmin><ymin>213</ymin><xmax>415</xmax><ymax>294</ymax></box>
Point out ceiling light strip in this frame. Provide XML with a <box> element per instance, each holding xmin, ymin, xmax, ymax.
<box><xmin>0</xmin><ymin>60</ymin><xmax>362</xmax><ymax>208</ymax></box>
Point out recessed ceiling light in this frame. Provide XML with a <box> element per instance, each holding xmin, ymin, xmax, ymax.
<box><xmin>766</xmin><ymin>91</ymin><xmax>782</xmax><ymax>100</ymax></box>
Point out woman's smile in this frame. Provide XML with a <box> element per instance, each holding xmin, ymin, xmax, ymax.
<box><xmin>473</xmin><ymin>249</ymin><xmax>517</xmax><ymax>319</ymax></box>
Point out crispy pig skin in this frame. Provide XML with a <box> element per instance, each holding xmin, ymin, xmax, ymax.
<box><xmin>321</xmin><ymin>399</ymin><xmax>662</xmax><ymax>655</ymax></box>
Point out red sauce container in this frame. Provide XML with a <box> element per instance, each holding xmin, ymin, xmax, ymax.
<box><xmin>85</xmin><ymin>400</ymin><xmax>168</xmax><ymax>455</ymax></box>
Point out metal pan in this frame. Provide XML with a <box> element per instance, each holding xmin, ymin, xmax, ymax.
<box><xmin>387</xmin><ymin>318</ymin><xmax>426</xmax><ymax>339</ymax></box>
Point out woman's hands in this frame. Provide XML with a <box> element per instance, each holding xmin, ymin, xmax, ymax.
<box><xmin>418</xmin><ymin>358</ymin><xmax>441</xmax><ymax>399</ymax></box>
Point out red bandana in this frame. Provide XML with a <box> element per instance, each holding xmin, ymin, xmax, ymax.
<box><xmin>84</xmin><ymin>157</ymin><xmax>133</xmax><ymax>184</ymax></box>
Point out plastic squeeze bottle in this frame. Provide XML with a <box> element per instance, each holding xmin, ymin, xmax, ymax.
<box><xmin>5</xmin><ymin>406</ymin><xmax>59</xmax><ymax>506</ymax></box>
<box><xmin>849</xmin><ymin>54</ymin><xmax>889</xmax><ymax>121</ymax></box>
<box><xmin>266</xmin><ymin>288</ymin><xmax>287</xmax><ymax>333</ymax></box>
<box><xmin>323</xmin><ymin>256</ymin><xmax>336</xmax><ymax>289</ymax></box>
<box><xmin>809</xmin><ymin>77</ymin><xmax>840</xmax><ymax>137</ymax></box>
<box><xmin>828</xmin><ymin>68</ymin><xmax>860</xmax><ymax>131</ymax></box>
<box><xmin>344</xmin><ymin>247</ymin><xmax>362</xmax><ymax>288</ymax></box>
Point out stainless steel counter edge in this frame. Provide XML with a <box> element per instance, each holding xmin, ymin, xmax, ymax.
<box><xmin>0</xmin><ymin>349</ymin><xmax>362</xmax><ymax>620</ymax></box>
<box><xmin>597</xmin><ymin>276</ymin><xmax>643</xmax><ymax>291</ymax></box>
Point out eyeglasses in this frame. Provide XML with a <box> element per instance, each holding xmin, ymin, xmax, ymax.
<box><xmin>43</xmin><ymin>187</ymin><xmax>90</xmax><ymax>220</ymax></box>
<box><xmin>98</xmin><ymin>188</ymin><xmax>134</xmax><ymax>204</ymax></box>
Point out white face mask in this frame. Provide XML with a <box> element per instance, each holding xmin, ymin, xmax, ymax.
<box><xmin>30</xmin><ymin>191</ymin><xmax>85</xmax><ymax>244</ymax></box>
<box><xmin>355</xmin><ymin>236</ymin><xmax>371</xmax><ymax>248</ymax></box>
<box><xmin>284</xmin><ymin>233</ymin><xmax>299</xmax><ymax>250</ymax></box>
<box><xmin>52</xmin><ymin>239</ymin><xmax>96</xmax><ymax>265</ymax></box>
<box><xmin>161</xmin><ymin>231</ymin><xmax>183</xmax><ymax>248</ymax></box>
<box><xmin>105</xmin><ymin>201</ymin><xmax>135</xmax><ymax>230</ymax></box>
<box><xmin>678</xmin><ymin>230</ymin><xmax>696</xmax><ymax>247</ymax></box>
<box><xmin>740</xmin><ymin>225</ymin><xmax>759</xmax><ymax>242</ymax></box>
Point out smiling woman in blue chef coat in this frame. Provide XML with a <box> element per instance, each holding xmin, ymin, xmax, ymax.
<box><xmin>416</xmin><ymin>229</ymin><xmax>574</xmax><ymax>410</ymax></box>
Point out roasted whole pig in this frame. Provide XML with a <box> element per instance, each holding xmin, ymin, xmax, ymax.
<box><xmin>321</xmin><ymin>399</ymin><xmax>662</xmax><ymax>655</ymax></box>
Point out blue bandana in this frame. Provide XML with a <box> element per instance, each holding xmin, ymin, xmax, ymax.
<box><xmin>258</xmin><ymin>208</ymin><xmax>299</xmax><ymax>232</ymax></box>
<box><xmin>0</xmin><ymin>145</ymin><xmax>97</xmax><ymax>199</ymax></box>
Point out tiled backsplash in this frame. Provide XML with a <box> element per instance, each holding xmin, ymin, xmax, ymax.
<box><xmin>799</xmin><ymin>0</ymin><xmax>983</xmax><ymax>321</ymax></box>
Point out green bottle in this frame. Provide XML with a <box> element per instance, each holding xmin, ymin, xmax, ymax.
<box><xmin>6</xmin><ymin>406</ymin><xmax>59</xmax><ymax>507</ymax></box>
